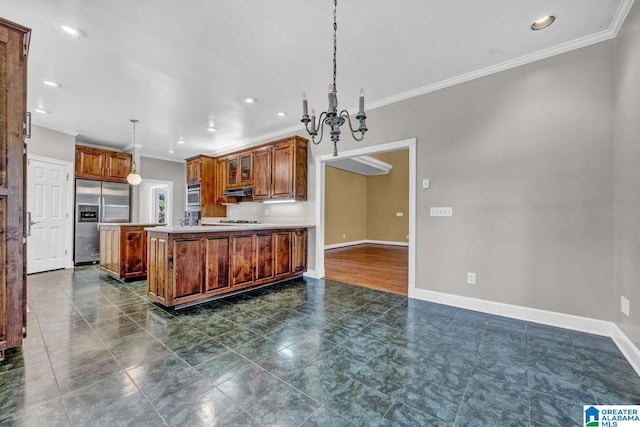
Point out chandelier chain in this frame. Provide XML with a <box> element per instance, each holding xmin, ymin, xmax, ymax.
<box><xmin>332</xmin><ymin>0</ymin><xmax>337</xmax><ymax>90</ymax></box>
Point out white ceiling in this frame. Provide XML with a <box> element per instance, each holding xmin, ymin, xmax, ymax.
<box><xmin>3</xmin><ymin>0</ymin><xmax>633</xmax><ymax>161</ymax></box>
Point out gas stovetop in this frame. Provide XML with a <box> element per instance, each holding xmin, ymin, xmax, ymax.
<box><xmin>219</xmin><ymin>219</ymin><xmax>260</xmax><ymax>224</ymax></box>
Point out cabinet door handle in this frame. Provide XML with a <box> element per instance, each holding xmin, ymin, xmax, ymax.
<box><xmin>25</xmin><ymin>112</ymin><xmax>32</xmax><ymax>138</ymax></box>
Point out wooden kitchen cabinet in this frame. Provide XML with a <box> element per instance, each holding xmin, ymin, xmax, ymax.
<box><xmin>293</xmin><ymin>229</ymin><xmax>308</xmax><ymax>273</ymax></box>
<box><xmin>215</xmin><ymin>158</ymin><xmax>227</xmax><ymax>204</ymax></box>
<box><xmin>147</xmin><ymin>227</ymin><xmax>308</xmax><ymax>308</ymax></box>
<box><xmin>252</xmin><ymin>136</ymin><xmax>308</xmax><ymax>201</ymax></box>
<box><xmin>185</xmin><ymin>155</ymin><xmax>226</xmax><ymax>217</ymax></box>
<box><xmin>252</xmin><ymin>147</ymin><xmax>272</xmax><ymax>200</ymax></box>
<box><xmin>230</xmin><ymin>235</ymin><xmax>254</xmax><ymax>286</ymax></box>
<box><xmin>99</xmin><ymin>224</ymin><xmax>156</xmax><ymax>281</ymax></box>
<box><xmin>186</xmin><ymin>157</ymin><xmax>202</xmax><ymax>184</ymax></box>
<box><xmin>0</xmin><ymin>18</ymin><xmax>30</xmax><ymax>358</ymax></box>
<box><xmin>75</xmin><ymin>145</ymin><xmax>132</xmax><ymax>183</ymax></box>
<box><xmin>226</xmin><ymin>152</ymin><xmax>253</xmax><ymax>189</ymax></box>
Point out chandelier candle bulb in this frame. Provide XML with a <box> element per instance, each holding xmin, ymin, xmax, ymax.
<box><xmin>303</xmin><ymin>93</ymin><xmax>308</xmax><ymax>117</ymax></box>
<box><xmin>311</xmin><ymin>109</ymin><xmax>316</xmax><ymax>130</ymax></box>
<box><xmin>359</xmin><ymin>88</ymin><xmax>364</xmax><ymax>114</ymax></box>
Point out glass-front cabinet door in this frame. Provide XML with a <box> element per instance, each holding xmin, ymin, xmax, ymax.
<box><xmin>239</xmin><ymin>153</ymin><xmax>252</xmax><ymax>186</ymax></box>
<box><xmin>226</xmin><ymin>157</ymin><xmax>238</xmax><ymax>188</ymax></box>
<box><xmin>226</xmin><ymin>153</ymin><xmax>252</xmax><ymax>188</ymax></box>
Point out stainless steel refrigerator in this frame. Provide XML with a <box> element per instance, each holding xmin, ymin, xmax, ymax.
<box><xmin>74</xmin><ymin>179</ymin><xmax>131</xmax><ymax>264</ymax></box>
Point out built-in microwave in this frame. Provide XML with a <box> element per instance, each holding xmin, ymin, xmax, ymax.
<box><xmin>187</xmin><ymin>184</ymin><xmax>201</xmax><ymax>209</ymax></box>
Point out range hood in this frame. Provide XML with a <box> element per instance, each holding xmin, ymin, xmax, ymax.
<box><xmin>222</xmin><ymin>187</ymin><xmax>253</xmax><ymax>197</ymax></box>
<box><xmin>327</xmin><ymin>155</ymin><xmax>393</xmax><ymax>176</ymax></box>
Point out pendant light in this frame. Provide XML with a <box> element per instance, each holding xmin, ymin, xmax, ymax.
<box><xmin>126</xmin><ymin>119</ymin><xmax>142</xmax><ymax>186</ymax></box>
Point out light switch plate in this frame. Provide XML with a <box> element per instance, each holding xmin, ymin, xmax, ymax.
<box><xmin>430</xmin><ymin>207</ymin><xmax>453</xmax><ymax>217</ymax></box>
<box><xmin>621</xmin><ymin>296</ymin><xmax>630</xmax><ymax>317</ymax></box>
<box><xmin>422</xmin><ymin>179</ymin><xmax>430</xmax><ymax>189</ymax></box>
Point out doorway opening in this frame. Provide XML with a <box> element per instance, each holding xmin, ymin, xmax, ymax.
<box><xmin>314</xmin><ymin>138</ymin><xmax>417</xmax><ymax>297</ymax></box>
<box><xmin>139</xmin><ymin>179</ymin><xmax>173</xmax><ymax>225</ymax></box>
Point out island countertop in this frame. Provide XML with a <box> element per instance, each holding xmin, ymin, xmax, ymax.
<box><xmin>145</xmin><ymin>222</ymin><xmax>314</xmax><ymax>233</ymax></box>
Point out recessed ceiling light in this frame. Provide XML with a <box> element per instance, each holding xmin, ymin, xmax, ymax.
<box><xmin>207</xmin><ymin>126</ymin><xmax>217</xmax><ymax>132</ymax></box>
<box><xmin>54</xmin><ymin>23</ymin><xmax>85</xmax><ymax>37</ymax></box>
<box><xmin>531</xmin><ymin>15</ymin><xmax>555</xmax><ymax>31</ymax></box>
<box><xmin>276</xmin><ymin>112</ymin><xmax>287</xmax><ymax>117</ymax></box>
<box><xmin>168</xmin><ymin>148</ymin><xmax>175</xmax><ymax>154</ymax></box>
<box><xmin>34</xmin><ymin>108</ymin><xmax>50</xmax><ymax>114</ymax></box>
<box><xmin>43</xmin><ymin>80</ymin><xmax>62</xmax><ymax>88</ymax></box>
<box><xmin>177</xmin><ymin>139</ymin><xmax>185</xmax><ymax>144</ymax></box>
<box><xmin>241</xmin><ymin>96</ymin><xmax>258</xmax><ymax>104</ymax></box>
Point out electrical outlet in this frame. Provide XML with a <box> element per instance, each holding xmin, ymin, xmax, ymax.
<box><xmin>621</xmin><ymin>296</ymin><xmax>630</xmax><ymax>317</ymax></box>
<box><xmin>430</xmin><ymin>207</ymin><xmax>453</xmax><ymax>217</ymax></box>
<box><xmin>342</xmin><ymin>234</ymin><xmax>346</xmax><ymax>239</ymax></box>
<box><xmin>467</xmin><ymin>272</ymin><xmax>476</xmax><ymax>285</ymax></box>
<box><xmin>264</xmin><ymin>209</ymin><xmax>269</xmax><ymax>216</ymax></box>
<box><xmin>396</xmin><ymin>212</ymin><xmax>403</xmax><ymax>217</ymax></box>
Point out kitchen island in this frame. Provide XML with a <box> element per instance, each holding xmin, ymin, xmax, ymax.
<box><xmin>99</xmin><ymin>223</ymin><xmax>163</xmax><ymax>281</ymax></box>
<box><xmin>146</xmin><ymin>224</ymin><xmax>309</xmax><ymax>308</ymax></box>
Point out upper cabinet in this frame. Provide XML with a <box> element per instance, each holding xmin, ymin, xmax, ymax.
<box><xmin>225</xmin><ymin>152</ymin><xmax>253</xmax><ymax>189</ymax></box>
<box><xmin>253</xmin><ymin>136</ymin><xmax>308</xmax><ymax>202</ymax></box>
<box><xmin>185</xmin><ymin>155</ymin><xmax>226</xmax><ymax>217</ymax></box>
<box><xmin>75</xmin><ymin>145</ymin><xmax>132</xmax><ymax>183</ymax></box>
<box><xmin>186</xmin><ymin>156</ymin><xmax>202</xmax><ymax>184</ymax></box>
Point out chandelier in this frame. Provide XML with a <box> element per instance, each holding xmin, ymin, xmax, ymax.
<box><xmin>301</xmin><ymin>0</ymin><xmax>367</xmax><ymax>156</ymax></box>
<box><xmin>126</xmin><ymin>119</ymin><xmax>142</xmax><ymax>186</ymax></box>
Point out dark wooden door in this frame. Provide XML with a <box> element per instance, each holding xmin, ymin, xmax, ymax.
<box><xmin>105</xmin><ymin>152</ymin><xmax>132</xmax><ymax>183</ymax></box>
<box><xmin>252</xmin><ymin>148</ymin><xmax>271</xmax><ymax>201</ymax></box>
<box><xmin>272</xmin><ymin>142</ymin><xmax>294</xmax><ymax>199</ymax></box>
<box><xmin>186</xmin><ymin>157</ymin><xmax>201</xmax><ymax>184</ymax></box>
<box><xmin>173</xmin><ymin>239</ymin><xmax>203</xmax><ymax>299</ymax></box>
<box><xmin>0</xmin><ymin>18</ymin><xmax>29</xmax><ymax>355</ymax></box>
<box><xmin>123</xmin><ymin>229</ymin><xmax>145</xmax><ymax>277</ymax></box>
<box><xmin>75</xmin><ymin>146</ymin><xmax>105</xmax><ymax>180</ymax></box>
<box><xmin>293</xmin><ymin>229</ymin><xmax>308</xmax><ymax>273</ymax></box>
<box><xmin>230</xmin><ymin>235</ymin><xmax>253</xmax><ymax>286</ymax></box>
<box><xmin>274</xmin><ymin>232</ymin><xmax>292</xmax><ymax>277</ymax></box>
<box><xmin>255</xmin><ymin>233</ymin><xmax>274</xmax><ymax>281</ymax></box>
<box><xmin>205</xmin><ymin>236</ymin><xmax>229</xmax><ymax>291</ymax></box>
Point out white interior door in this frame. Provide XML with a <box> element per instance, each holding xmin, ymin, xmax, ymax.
<box><xmin>27</xmin><ymin>156</ymin><xmax>72</xmax><ymax>274</ymax></box>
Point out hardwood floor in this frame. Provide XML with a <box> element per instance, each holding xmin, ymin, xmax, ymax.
<box><xmin>324</xmin><ymin>244</ymin><xmax>408</xmax><ymax>295</ymax></box>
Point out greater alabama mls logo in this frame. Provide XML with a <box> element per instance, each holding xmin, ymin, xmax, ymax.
<box><xmin>584</xmin><ymin>405</ymin><xmax>640</xmax><ymax>427</ymax></box>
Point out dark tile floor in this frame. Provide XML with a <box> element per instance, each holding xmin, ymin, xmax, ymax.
<box><xmin>1</xmin><ymin>267</ymin><xmax>639</xmax><ymax>426</ymax></box>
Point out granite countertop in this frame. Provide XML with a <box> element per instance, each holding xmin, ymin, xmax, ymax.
<box><xmin>146</xmin><ymin>222</ymin><xmax>314</xmax><ymax>233</ymax></box>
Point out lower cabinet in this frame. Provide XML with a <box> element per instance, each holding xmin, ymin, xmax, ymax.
<box><xmin>99</xmin><ymin>224</ymin><xmax>156</xmax><ymax>281</ymax></box>
<box><xmin>147</xmin><ymin>228</ymin><xmax>308</xmax><ymax>308</ymax></box>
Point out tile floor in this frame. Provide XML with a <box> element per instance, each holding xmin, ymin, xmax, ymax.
<box><xmin>1</xmin><ymin>266</ymin><xmax>639</xmax><ymax>426</ymax></box>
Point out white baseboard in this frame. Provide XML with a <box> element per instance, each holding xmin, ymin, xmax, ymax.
<box><xmin>303</xmin><ymin>269</ymin><xmax>319</xmax><ymax>279</ymax></box>
<box><xmin>324</xmin><ymin>239</ymin><xmax>409</xmax><ymax>250</ymax></box>
<box><xmin>412</xmin><ymin>288</ymin><xmax>640</xmax><ymax>375</ymax></box>
<box><xmin>612</xmin><ymin>324</ymin><xmax>640</xmax><ymax>376</ymax></box>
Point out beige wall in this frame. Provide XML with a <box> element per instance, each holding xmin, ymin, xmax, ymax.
<box><xmin>367</xmin><ymin>151</ymin><xmax>409</xmax><ymax>242</ymax></box>
<box><xmin>324</xmin><ymin>166</ymin><xmax>367</xmax><ymax>245</ymax></box>
<box><xmin>325</xmin><ymin>150</ymin><xmax>409</xmax><ymax>245</ymax></box>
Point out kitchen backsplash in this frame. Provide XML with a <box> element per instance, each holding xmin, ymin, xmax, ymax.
<box><xmin>226</xmin><ymin>201</ymin><xmax>315</xmax><ymax>223</ymax></box>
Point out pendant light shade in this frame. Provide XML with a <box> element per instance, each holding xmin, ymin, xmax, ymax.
<box><xmin>127</xmin><ymin>119</ymin><xmax>142</xmax><ymax>186</ymax></box>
